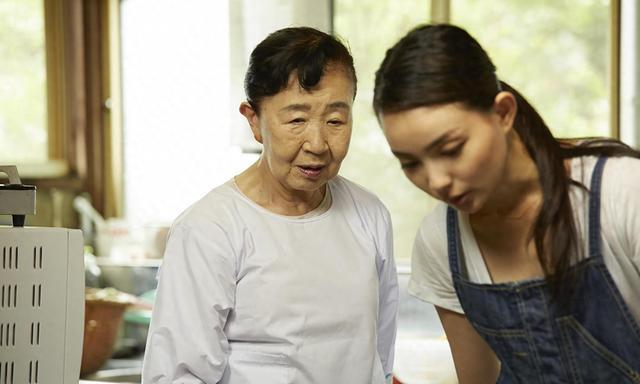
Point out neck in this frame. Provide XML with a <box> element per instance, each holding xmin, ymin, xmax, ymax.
<box><xmin>235</xmin><ymin>160</ymin><xmax>326</xmax><ymax>216</ymax></box>
<box><xmin>475</xmin><ymin>133</ymin><xmax>541</xmax><ymax>220</ymax></box>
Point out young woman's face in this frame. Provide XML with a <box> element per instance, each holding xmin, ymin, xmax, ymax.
<box><xmin>242</xmin><ymin>68</ymin><xmax>354</xmax><ymax>193</ymax></box>
<box><xmin>380</xmin><ymin>101</ymin><xmax>512</xmax><ymax>213</ymax></box>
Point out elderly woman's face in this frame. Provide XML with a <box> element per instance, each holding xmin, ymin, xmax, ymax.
<box><xmin>247</xmin><ymin>68</ymin><xmax>354</xmax><ymax>192</ymax></box>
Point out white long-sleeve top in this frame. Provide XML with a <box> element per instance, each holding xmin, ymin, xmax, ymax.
<box><xmin>142</xmin><ymin>175</ymin><xmax>398</xmax><ymax>384</ymax></box>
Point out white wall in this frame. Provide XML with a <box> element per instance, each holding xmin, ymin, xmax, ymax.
<box><xmin>121</xmin><ymin>0</ymin><xmax>331</xmax><ymax>225</ymax></box>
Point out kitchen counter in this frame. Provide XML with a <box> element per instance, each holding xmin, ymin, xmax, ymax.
<box><xmin>81</xmin><ymin>381</ymin><xmax>129</xmax><ymax>384</ymax></box>
<box><xmin>81</xmin><ymin>352</ymin><xmax>143</xmax><ymax>383</ymax></box>
<box><xmin>79</xmin><ymin>265</ymin><xmax>455</xmax><ymax>384</ymax></box>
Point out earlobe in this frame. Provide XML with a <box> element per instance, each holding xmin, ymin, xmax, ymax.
<box><xmin>239</xmin><ymin>101</ymin><xmax>263</xmax><ymax>143</ymax></box>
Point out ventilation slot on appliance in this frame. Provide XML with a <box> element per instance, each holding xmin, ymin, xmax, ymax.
<box><xmin>29</xmin><ymin>322</ymin><xmax>40</xmax><ymax>346</ymax></box>
<box><xmin>32</xmin><ymin>247</ymin><xmax>42</xmax><ymax>270</ymax></box>
<box><xmin>2</xmin><ymin>247</ymin><xmax>19</xmax><ymax>270</ymax></box>
<box><xmin>0</xmin><ymin>361</ymin><xmax>15</xmax><ymax>384</ymax></box>
<box><xmin>2</xmin><ymin>246</ymin><xmax>19</xmax><ymax>269</ymax></box>
<box><xmin>0</xmin><ymin>323</ymin><xmax>16</xmax><ymax>347</ymax></box>
<box><xmin>0</xmin><ymin>285</ymin><xmax>18</xmax><ymax>309</ymax></box>
<box><xmin>28</xmin><ymin>360</ymin><xmax>38</xmax><ymax>384</ymax></box>
<box><xmin>30</xmin><ymin>284</ymin><xmax>41</xmax><ymax>308</ymax></box>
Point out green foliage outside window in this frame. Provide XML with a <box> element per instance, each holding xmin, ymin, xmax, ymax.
<box><xmin>453</xmin><ymin>0</ymin><xmax>610</xmax><ymax>138</ymax></box>
<box><xmin>0</xmin><ymin>0</ymin><xmax>47</xmax><ymax>163</ymax></box>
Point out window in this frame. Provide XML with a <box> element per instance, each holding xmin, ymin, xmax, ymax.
<box><xmin>0</xmin><ymin>0</ymin><xmax>47</xmax><ymax>164</ymax></box>
<box><xmin>120</xmin><ymin>0</ymin><xmax>247</xmax><ymax>224</ymax></box>
<box><xmin>452</xmin><ymin>0</ymin><xmax>612</xmax><ymax>138</ymax></box>
<box><xmin>0</xmin><ymin>0</ymin><xmax>73</xmax><ymax>180</ymax></box>
<box><xmin>1</xmin><ymin>0</ymin><xmax>124</xmax><ymax>228</ymax></box>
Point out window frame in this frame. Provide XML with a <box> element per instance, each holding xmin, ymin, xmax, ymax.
<box><xmin>13</xmin><ymin>0</ymin><xmax>123</xmax><ymax>218</ymax></box>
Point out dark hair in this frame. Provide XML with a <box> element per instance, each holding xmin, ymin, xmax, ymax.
<box><xmin>374</xmin><ymin>24</ymin><xmax>640</xmax><ymax>298</ymax></box>
<box><xmin>244</xmin><ymin>27</ymin><xmax>356</xmax><ymax>114</ymax></box>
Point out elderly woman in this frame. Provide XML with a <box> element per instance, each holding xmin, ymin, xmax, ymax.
<box><xmin>142</xmin><ymin>27</ymin><xmax>398</xmax><ymax>384</ymax></box>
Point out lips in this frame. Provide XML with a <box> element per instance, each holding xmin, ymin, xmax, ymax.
<box><xmin>448</xmin><ymin>191</ymin><xmax>470</xmax><ymax>207</ymax></box>
<box><xmin>297</xmin><ymin>164</ymin><xmax>325</xmax><ymax>178</ymax></box>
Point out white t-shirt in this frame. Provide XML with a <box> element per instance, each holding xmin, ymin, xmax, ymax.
<box><xmin>142</xmin><ymin>175</ymin><xmax>398</xmax><ymax>384</ymax></box>
<box><xmin>408</xmin><ymin>156</ymin><xmax>640</xmax><ymax>321</ymax></box>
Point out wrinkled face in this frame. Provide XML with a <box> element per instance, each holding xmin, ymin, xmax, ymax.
<box><xmin>245</xmin><ymin>68</ymin><xmax>354</xmax><ymax>192</ymax></box>
<box><xmin>380</xmin><ymin>102</ymin><xmax>511</xmax><ymax>213</ymax></box>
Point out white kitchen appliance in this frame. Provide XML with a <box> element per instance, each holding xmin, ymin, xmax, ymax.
<box><xmin>0</xmin><ymin>166</ymin><xmax>84</xmax><ymax>384</ymax></box>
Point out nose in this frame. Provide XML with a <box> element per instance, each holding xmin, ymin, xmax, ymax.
<box><xmin>425</xmin><ymin>162</ymin><xmax>452</xmax><ymax>199</ymax></box>
<box><xmin>302</xmin><ymin>122</ymin><xmax>329</xmax><ymax>154</ymax></box>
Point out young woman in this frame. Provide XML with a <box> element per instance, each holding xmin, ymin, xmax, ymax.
<box><xmin>142</xmin><ymin>27</ymin><xmax>398</xmax><ymax>383</ymax></box>
<box><xmin>373</xmin><ymin>24</ymin><xmax>640</xmax><ymax>383</ymax></box>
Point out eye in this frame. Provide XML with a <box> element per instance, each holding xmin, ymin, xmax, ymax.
<box><xmin>327</xmin><ymin>119</ymin><xmax>345</xmax><ymax>126</ymax></box>
<box><xmin>288</xmin><ymin>118</ymin><xmax>306</xmax><ymax>125</ymax></box>
<box><xmin>441</xmin><ymin>142</ymin><xmax>464</xmax><ymax>157</ymax></box>
<box><xmin>400</xmin><ymin>161</ymin><xmax>420</xmax><ymax>170</ymax></box>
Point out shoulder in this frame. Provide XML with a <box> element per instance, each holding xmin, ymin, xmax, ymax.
<box><xmin>409</xmin><ymin>203</ymin><xmax>462</xmax><ymax>313</ymax></box>
<box><xmin>161</xmin><ymin>182</ymin><xmax>244</xmax><ymax>275</ymax></box>
<box><xmin>572</xmin><ymin>156</ymin><xmax>640</xmax><ymax>206</ymax></box>
<box><xmin>598</xmin><ymin>156</ymin><xmax>640</xmax><ymax>238</ymax></box>
<box><xmin>331</xmin><ymin>176</ymin><xmax>387</xmax><ymax>208</ymax></box>
<box><xmin>415</xmin><ymin>202</ymin><xmax>448</xmax><ymax>250</ymax></box>
<box><xmin>165</xmin><ymin>181</ymin><xmax>250</xmax><ymax>255</ymax></box>
<box><xmin>330</xmin><ymin>177</ymin><xmax>393</xmax><ymax>264</ymax></box>
<box><xmin>331</xmin><ymin>176</ymin><xmax>391</xmax><ymax>220</ymax></box>
<box><xmin>572</xmin><ymin>155</ymin><xmax>640</xmax><ymax>187</ymax></box>
<box><xmin>591</xmin><ymin>156</ymin><xmax>640</xmax><ymax>304</ymax></box>
<box><xmin>172</xmin><ymin>180</ymin><xmax>243</xmax><ymax>231</ymax></box>
<box><xmin>600</xmin><ymin>156</ymin><xmax>640</xmax><ymax>214</ymax></box>
<box><xmin>573</xmin><ymin>156</ymin><xmax>640</xmax><ymax>260</ymax></box>
<box><xmin>601</xmin><ymin>156</ymin><xmax>640</xmax><ymax>189</ymax></box>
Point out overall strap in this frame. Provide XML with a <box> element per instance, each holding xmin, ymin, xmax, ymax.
<box><xmin>588</xmin><ymin>157</ymin><xmax>608</xmax><ymax>258</ymax></box>
<box><xmin>446</xmin><ymin>206</ymin><xmax>462</xmax><ymax>278</ymax></box>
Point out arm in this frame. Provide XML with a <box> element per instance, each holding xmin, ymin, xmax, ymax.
<box><xmin>408</xmin><ymin>205</ymin><xmax>497</xmax><ymax>382</ymax></box>
<box><xmin>142</xmin><ymin>223</ymin><xmax>236</xmax><ymax>384</ymax></box>
<box><xmin>436</xmin><ymin>306</ymin><xmax>500</xmax><ymax>384</ymax></box>
<box><xmin>375</xmin><ymin>208</ymin><xmax>399</xmax><ymax>382</ymax></box>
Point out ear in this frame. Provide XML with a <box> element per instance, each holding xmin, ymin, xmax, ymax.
<box><xmin>239</xmin><ymin>101</ymin><xmax>263</xmax><ymax>143</ymax></box>
<box><xmin>492</xmin><ymin>91</ymin><xmax>517</xmax><ymax>133</ymax></box>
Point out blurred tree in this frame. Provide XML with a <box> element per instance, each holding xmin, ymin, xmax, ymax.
<box><xmin>453</xmin><ymin>0</ymin><xmax>610</xmax><ymax>138</ymax></box>
<box><xmin>0</xmin><ymin>0</ymin><xmax>47</xmax><ymax>163</ymax></box>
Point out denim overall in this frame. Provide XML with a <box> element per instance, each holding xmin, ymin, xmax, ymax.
<box><xmin>447</xmin><ymin>157</ymin><xmax>640</xmax><ymax>383</ymax></box>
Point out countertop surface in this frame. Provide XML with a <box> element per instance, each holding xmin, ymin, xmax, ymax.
<box><xmin>80</xmin><ymin>381</ymin><xmax>126</xmax><ymax>384</ymax></box>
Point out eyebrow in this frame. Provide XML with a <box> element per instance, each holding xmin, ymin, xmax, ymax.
<box><xmin>391</xmin><ymin>130</ymin><xmax>454</xmax><ymax>158</ymax></box>
<box><xmin>324</xmin><ymin>101</ymin><xmax>350</xmax><ymax>111</ymax></box>
<box><xmin>279</xmin><ymin>101</ymin><xmax>350</xmax><ymax>113</ymax></box>
<box><xmin>280</xmin><ymin>103</ymin><xmax>311</xmax><ymax>113</ymax></box>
